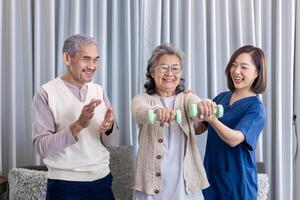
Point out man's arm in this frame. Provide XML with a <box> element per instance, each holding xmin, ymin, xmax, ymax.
<box><xmin>100</xmin><ymin>90</ymin><xmax>119</xmax><ymax>147</ymax></box>
<box><xmin>32</xmin><ymin>88</ymin><xmax>77</xmax><ymax>158</ymax></box>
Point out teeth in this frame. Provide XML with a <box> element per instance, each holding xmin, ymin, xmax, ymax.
<box><xmin>234</xmin><ymin>77</ymin><xmax>242</xmax><ymax>80</ymax></box>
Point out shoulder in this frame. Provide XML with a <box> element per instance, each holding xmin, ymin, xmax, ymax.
<box><xmin>175</xmin><ymin>92</ymin><xmax>200</xmax><ymax>99</ymax></box>
<box><xmin>32</xmin><ymin>87</ymin><xmax>49</xmax><ymax>109</ymax></box>
<box><xmin>42</xmin><ymin>78</ymin><xmax>63</xmax><ymax>91</ymax></box>
<box><xmin>239</xmin><ymin>97</ymin><xmax>266</xmax><ymax>124</ymax></box>
<box><xmin>87</xmin><ymin>83</ymin><xmax>105</xmax><ymax>98</ymax></box>
<box><xmin>179</xmin><ymin>92</ymin><xmax>201</xmax><ymax>102</ymax></box>
<box><xmin>87</xmin><ymin>82</ymin><xmax>103</xmax><ymax>91</ymax></box>
<box><xmin>215</xmin><ymin>91</ymin><xmax>231</xmax><ymax>99</ymax></box>
<box><xmin>36</xmin><ymin>86</ymin><xmax>47</xmax><ymax>97</ymax></box>
<box><xmin>213</xmin><ymin>91</ymin><xmax>231</xmax><ymax>102</ymax></box>
<box><xmin>247</xmin><ymin>97</ymin><xmax>265</xmax><ymax>114</ymax></box>
<box><xmin>132</xmin><ymin>93</ymin><xmax>153</xmax><ymax>101</ymax></box>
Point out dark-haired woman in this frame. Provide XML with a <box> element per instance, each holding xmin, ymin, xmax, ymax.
<box><xmin>197</xmin><ymin>45</ymin><xmax>267</xmax><ymax>200</ymax></box>
<box><xmin>131</xmin><ymin>44</ymin><xmax>209</xmax><ymax>200</ymax></box>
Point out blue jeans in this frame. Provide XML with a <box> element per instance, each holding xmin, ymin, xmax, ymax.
<box><xmin>46</xmin><ymin>173</ymin><xmax>115</xmax><ymax>200</ymax></box>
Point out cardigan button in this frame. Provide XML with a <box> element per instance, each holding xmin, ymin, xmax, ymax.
<box><xmin>156</xmin><ymin>155</ymin><xmax>162</xmax><ymax>159</ymax></box>
<box><xmin>158</xmin><ymin>139</ymin><xmax>163</xmax><ymax>143</ymax></box>
<box><xmin>154</xmin><ymin>189</ymin><xmax>159</xmax><ymax>194</ymax></box>
<box><xmin>156</xmin><ymin>172</ymin><xmax>161</xmax><ymax>177</ymax></box>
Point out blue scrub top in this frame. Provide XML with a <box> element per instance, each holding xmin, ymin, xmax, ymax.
<box><xmin>203</xmin><ymin>91</ymin><xmax>265</xmax><ymax>200</ymax></box>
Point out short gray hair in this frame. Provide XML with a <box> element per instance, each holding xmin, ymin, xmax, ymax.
<box><xmin>147</xmin><ymin>43</ymin><xmax>184</xmax><ymax>72</ymax></box>
<box><xmin>62</xmin><ymin>34</ymin><xmax>97</xmax><ymax>57</ymax></box>
<box><xmin>144</xmin><ymin>43</ymin><xmax>185</xmax><ymax>95</ymax></box>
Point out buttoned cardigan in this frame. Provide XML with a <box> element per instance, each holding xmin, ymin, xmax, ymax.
<box><xmin>131</xmin><ymin>92</ymin><xmax>209</xmax><ymax>195</ymax></box>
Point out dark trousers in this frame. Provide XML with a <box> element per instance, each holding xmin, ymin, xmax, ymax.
<box><xmin>46</xmin><ymin>173</ymin><xmax>115</xmax><ymax>200</ymax></box>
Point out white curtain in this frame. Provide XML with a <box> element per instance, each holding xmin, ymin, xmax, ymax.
<box><xmin>293</xmin><ymin>0</ymin><xmax>300</xmax><ymax>199</ymax></box>
<box><xmin>1</xmin><ymin>0</ymin><xmax>299</xmax><ymax>199</ymax></box>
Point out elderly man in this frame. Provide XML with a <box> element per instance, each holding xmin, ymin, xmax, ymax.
<box><xmin>32</xmin><ymin>34</ymin><xmax>118</xmax><ymax>200</ymax></box>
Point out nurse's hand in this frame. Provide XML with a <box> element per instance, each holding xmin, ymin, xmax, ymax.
<box><xmin>183</xmin><ymin>88</ymin><xmax>193</xmax><ymax>94</ymax></box>
<box><xmin>197</xmin><ymin>100</ymin><xmax>217</xmax><ymax>121</ymax></box>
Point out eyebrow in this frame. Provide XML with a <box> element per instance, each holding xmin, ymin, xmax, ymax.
<box><xmin>82</xmin><ymin>55</ymin><xmax>100</xmax><ymax>59</ymax></box>
<box><xmin>240</xmin><ymin>62</ymin><xmax>250</xmax><ymax>66</ymax></box>
<box><xmin>233</xmin><ymin>62</ymin><xmax>250</xmax><ymax>66</ymax></box>
<box><xmin>159</xmin><ymin>63</ymin><xmax>180</xmax><ymax>65</ymax></box>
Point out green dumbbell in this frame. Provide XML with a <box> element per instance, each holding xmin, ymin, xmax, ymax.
<box><xmin>147</xmin><ymin>109</ymin><xmax>182</xmax><ymax>124</ymax></box>
<box><xmin>188</xmin><ymin>103</ymin><xmax>224</xmax><ymax>118</ymax></box>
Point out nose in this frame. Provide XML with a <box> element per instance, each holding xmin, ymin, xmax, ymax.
<box><xmin>166</xmin><ymin>66</ymin><xmax>176</xmax><ymax>75</ymax></box>
<box><xmin>232</xmin><ymin>66</ymin><xmax>241</xmax><ymax>74</ymax></box>
<box><xmin>164</xmin><ymin>68</ymin><xmax>173</xmax><ymax>76</ymax></box>
<box><xmin>87</xmin><ymin>61</ymin><xmax>97</xmax><ymax>70</ymax></box>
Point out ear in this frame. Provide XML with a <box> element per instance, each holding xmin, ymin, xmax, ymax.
<box><xmin>254</xmin><ymin>69</ymin><xmax>259</xmax><ymax>78</ymax></box>
<box><xmin>150</xmin><ymin>71</ymin><xmax>155</xmax><ymax>79</ymax></box>
<box><xmin>150</xmin><ymin>68</ymin><xmax>156</xmax><ymax>78</ymax></box>
<box><xmin>63</xmin><ymin>52</ymin><xmax>71</xmax><ymax>66</ymax></box>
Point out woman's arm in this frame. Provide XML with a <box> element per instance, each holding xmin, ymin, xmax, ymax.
<box><xmin>207</xmin><ymin>117</ymin><xmax>245</xmax><ymax>147</ymax></box>
<box><xmin>131</xmin><ymin>94</ymin><xmax>163</xmax><ymax>124</ymax></box>
<box><xmin>198</xmin><ymin>100</ymin><xmax>245</xmax><ymax>147</ymax></box>
<box><xmin>184</xmin><ymin>92</ymin><xmax>208</xmax><ymax>134</ymax></box>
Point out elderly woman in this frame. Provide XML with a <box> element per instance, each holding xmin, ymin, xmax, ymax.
<box><xmin>131</xmin><ymin>44</ymin><xmax>209</xmax><ymax>200</ymax></box>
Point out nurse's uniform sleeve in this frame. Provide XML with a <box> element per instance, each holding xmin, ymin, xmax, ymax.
<box><xmin>234</xmin><ymin>103</ymin><xmax>265</xmax><ymax>151</ymax></box>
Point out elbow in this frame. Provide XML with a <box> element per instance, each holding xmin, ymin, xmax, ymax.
<box><xmin>101</xmin><ymin>130</ymin><xmax>119</xmax><ymax>147</ymax></box>
<box><xmin>33</xmin><ymin>138</ymin><xmax>47</xmax><ymax>158</ymax></box>
<box><xmin>228</xmin><ymin>137</ymin><xmax>244</xmax><ymax>148</ymax></box>
<box><xmin>227</xmin><ymin>131</ymin><xmax>245</xmax><ymax>147</ymax></box>
<box><xmin>229</xmin><ymin>142</ymin><xmax>239</xmax><ymax>148</ymax></box>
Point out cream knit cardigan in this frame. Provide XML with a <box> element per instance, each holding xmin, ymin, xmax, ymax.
<box><xmin>131</xmin><ymin>92</ymin><xmax>209</xmax><ymax>195</ymax></box>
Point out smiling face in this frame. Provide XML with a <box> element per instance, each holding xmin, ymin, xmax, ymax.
<box><xmin>151</xmin><ymin>54</ymin><xmax>182</xmax><ymax>97</ymax></box>
<box><xmin>230</xmin><ymin>53</ymin><xmax>258</xmax><ymax>94</ymax></box>
<box><xmin>63</xmin><ymin>44</ymin><xmax>99</xmax><ymax>88</ymax></box>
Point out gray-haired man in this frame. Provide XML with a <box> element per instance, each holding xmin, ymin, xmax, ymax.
<box><xmin>32</xmin><ymin>34</ymin><xmax>118</xmax><ymax>200</ymax></box>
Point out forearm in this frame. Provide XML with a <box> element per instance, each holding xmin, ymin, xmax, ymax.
<box><xmin>33</xmin><ymin>128</ymin><xmax>76</xmax><ymax>158</ymax></box>
<box><xmin>70</xmin><ymin>121</ymin><xmax>83</xmax><ymax>139</ymax></box>
<box><xmin>132</xmin><ymin>94</ymin><xmax>163</xmax><ymax>124</ymax></box>
<box><xmin>208</xmin><ymin>118</ymin><xmax>245</xmax><ymax>147</ymax></box>
<box><xmin>101</xmin><ymin>123</ymin><xmax>119</xmax><ymax>147</ymax></box>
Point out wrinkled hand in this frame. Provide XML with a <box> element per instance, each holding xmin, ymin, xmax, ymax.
<box><xmin>155</xmin><ymin>108</ymin><xmax>176</xmax><ymax>123</ymax></box>
<box><xmin>197</xmin><ymin>100</ymin><xmax>216</xmax><ymax>121</ymax></box>
<box><xmin>99</xmin><ymin>107</ymin><xmax>115</xmax><ymax>133</ymax></box>
<box><xmin>70</xmin><ymin>99</ymin><xmax>102</xmax><ymax>138</ymax></box>
<box><xmin>77</xmin><ymin>99</ymin><xmax>102</xmax><ymax>128</ymax></box>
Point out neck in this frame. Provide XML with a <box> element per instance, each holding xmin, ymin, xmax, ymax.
<box><xmin>156</xmin><ymin>90</ymin><xmax>175</xmax><ymax>97</ymax></box>
<box><xmin>61</xmin><ymin>74</ymin><xmax>84</xmax><ymax>89</ymax></box>
<box><xmin>233</xmin><ymin>89</ymin><xmax>256</xmax><ymax>98</ymax></box>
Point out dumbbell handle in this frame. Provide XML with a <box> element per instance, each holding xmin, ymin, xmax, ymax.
<box><xmin>188</xmin><ymin>104</ymin><xmax>224</xmax><ymax>118</ymax></box>
<box><xmin>147</xmin><ymin>110</ymin><xmax>182</xmax><ymax>124</ymax></box>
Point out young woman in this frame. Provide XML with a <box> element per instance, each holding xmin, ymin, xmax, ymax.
<box><xmin>197</xmin><ymin>45</ymin><xmax>267</xmax><ymax>200</ymax></box>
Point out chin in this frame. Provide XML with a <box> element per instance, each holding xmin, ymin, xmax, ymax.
<box><xmin>83</xmin><ymin>78</ymin><xmax>93</xmax><ymax>83</ymax></box>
